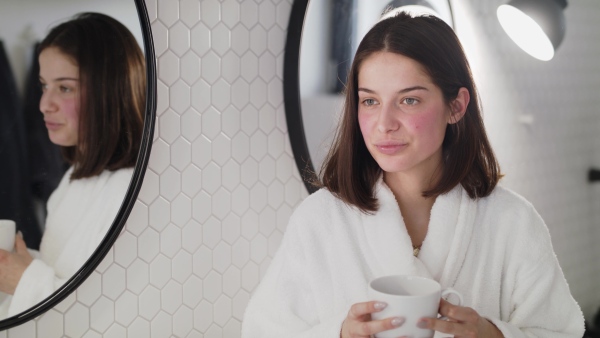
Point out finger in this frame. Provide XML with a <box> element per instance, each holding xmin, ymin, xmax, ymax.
<box><xmin>439</xmin><ymin>299</ymin><xmax>479</xmax><ymax>323</ymax></box>
<box><xmin>419</xmin><ymin>317</ymin><xmax>463</xmax><ymax>335</ymax></box>
<box><xmin>348</xmin><ymin>301</ymin><xmax>387</xmax><ymax>319</ymax></box>
<box><xmin>14</xmin><ymin>232</ymin><xmax>27</xmax><ymax>254</ymax></box>
<box><xmin>435</xmin><ymin>317</ymin><xmax>480</xmax><ymax>337</ymax></box>
<box><xmin>353</xmin><ymin>316</ymin><xmax>405</xmax><ymax>336</ymax></box>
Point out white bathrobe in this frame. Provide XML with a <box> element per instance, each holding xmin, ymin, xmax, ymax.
<box><xmin>0</xmin><ymin>167</ymin><xmax>133</xmax><ymax>318</ymax></box>
<box><xmin>241</xmin><ymin>180</ymin><xmax>585</xmax><ymax>338</ymax></box>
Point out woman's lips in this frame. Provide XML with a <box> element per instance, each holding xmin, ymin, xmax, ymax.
<box><xmin>44</xmin><ymin>121</ymin><xmax>62</xmax><ymax>131</ymax></box>
<box><xmin>375</xmin><ymin>142</ymin><xmax>407</xmax><ymax>155</ymax></box>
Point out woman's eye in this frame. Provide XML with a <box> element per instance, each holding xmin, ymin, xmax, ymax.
<box><xmin>60</xmin><ymin>86</ymin><xmax>72</xmax><ymax>93</ymax></box>
<box><xmin>362</xmin><ymin>98</ymin><xmax>377</xmax><ymax>106</ymax></box>
<box><xmin>403</xmin><ymin>97</ymin><xmax>418</xmax><ymax>105</ymax></box>
<box><xmin>39</xmin><ymin>83</ymin><xmax>47</xmax><ymax>91</ymax></box>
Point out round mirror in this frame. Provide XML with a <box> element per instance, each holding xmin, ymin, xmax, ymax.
<box><xmin>0</xmin><ymin>0</ymin><xmax>155</xmax><ymax>329</ymax></box>
<box><xmin>284</xmin><ymin>0</ymin><xmax>454</xmax><ymax>193</ymax></box>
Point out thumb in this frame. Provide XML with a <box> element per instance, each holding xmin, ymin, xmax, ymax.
<box><xmin>15</xmin><ymin>232</ymin><xmax>28</xmax><ymax>254</ymax></box>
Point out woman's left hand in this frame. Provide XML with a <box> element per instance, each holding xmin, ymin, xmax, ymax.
<box><xmin>418</xmin><ymin>299</ymin><xmax>504</xmax><ymax>338</ymax></box>
<box><xmin>0</xmin><ymin>233</ymin><xmax>33</xmax><ymax>295</ymax></box>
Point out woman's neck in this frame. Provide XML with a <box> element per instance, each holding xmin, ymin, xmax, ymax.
<box><xmin>383</xmin><ymin>168</ymin><xmax>441</xmax><ymax>247</ymax></box>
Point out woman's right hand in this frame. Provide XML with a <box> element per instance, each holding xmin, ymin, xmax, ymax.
<box><xmin>340</xmin><ymin>301</ymin><xmax>405</xmax><ymax>338</ymax></box>
<box><xmin>0</xmin><ymin>233</ymin><xmax>33</xmax><ymax>295</ymax></box>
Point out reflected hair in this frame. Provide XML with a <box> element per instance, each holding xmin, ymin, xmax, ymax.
<box><xmin>317</xmin><ymin>11</ymin><xmax>502</xmax><ymax>213</ymax></box>
<box><xmin>39</xmin><ymin>12</ymin><xmax>145</xmax><ymax>179</ymax></box>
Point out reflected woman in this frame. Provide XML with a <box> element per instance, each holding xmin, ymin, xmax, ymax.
<box><xmin>0</xmin><ymin>12</ymin><xmax>144</xmax><ymax>317</ymax></box>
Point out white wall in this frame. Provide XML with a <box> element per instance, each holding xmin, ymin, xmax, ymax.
<box><xmin>0</xmin><ymin>0</ymin><xmax>599</xmax><ymax>337</ymax></box>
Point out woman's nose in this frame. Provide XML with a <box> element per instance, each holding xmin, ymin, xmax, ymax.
<box><xmin>377</xmin><ymin>104</ymin><xmax>400</xmax><ymax>133</ymax></box>
<box><xmin>39</xmin><ymin>91</ymin><xmax>55</xmax><ymax>114</ymax></box>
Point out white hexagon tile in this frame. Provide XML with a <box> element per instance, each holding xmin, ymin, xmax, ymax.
<box><xmin>3</xmin><ymin>0</ymin><xmax>600</xmax><ymax>337</ymax></box>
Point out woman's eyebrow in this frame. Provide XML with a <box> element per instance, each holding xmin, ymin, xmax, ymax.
<box><xmin>397</xmin><ymin>85</ymin><xmax>428</xmax><ymax>93</ymax></box>
<box><xmin>358</xmin><ymin>85</ymin><xmax>428</xmax><ymax>94</ymax></box>
<box><xmin>53</xmin><ymin>77</ymin><xmax>79</xmax><ymax>82</ymax></box>
<box><xmin>39</xmin><ymin>76</ymin><xmax>79</xmax><ymax>82</ymax></box>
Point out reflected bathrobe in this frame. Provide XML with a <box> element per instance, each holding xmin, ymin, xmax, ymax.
<box><xmin>0</xmin><ymin>167</ymin><xmax>133</xmax><ymax>318</ymax></box>
<box><xmin>241</xmin><ymin>181</ymin><xmax>584</xmax><ymax>338</ymax></box>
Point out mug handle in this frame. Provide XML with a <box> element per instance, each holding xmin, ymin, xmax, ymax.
<box><xmin>439</xmin><ymin>287</ymin><xmax>463</xmax><ymax>321</ymax></box>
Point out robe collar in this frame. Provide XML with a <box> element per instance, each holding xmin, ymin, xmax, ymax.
<box><xmin>362</xmin><ymin>178</ymin><xmax>477</xmax><ymax>288</ymax></box>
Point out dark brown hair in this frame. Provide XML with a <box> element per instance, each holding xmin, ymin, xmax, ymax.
<box><xmin>39</xmin><ymin>12</ymin><xmax>145</xmax><ymax>179</ymax></box>
<box><xmin>318</xmin><ymin>11</ymin><xmax>501</xmax><ymax>212</ymax></box>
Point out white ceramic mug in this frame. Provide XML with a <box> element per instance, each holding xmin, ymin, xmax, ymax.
<box><xmin>0</xmin><ymin>220</ymin><xmax>16</xmax><ymax>252</ymax></box>
<box><xmin>368</xmin><ymin>275</ymin><xmax>463</xmax><ymax>338</ymax></box>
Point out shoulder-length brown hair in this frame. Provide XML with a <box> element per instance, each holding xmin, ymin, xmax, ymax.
<box><xmin>318</xmin><ymin>11</ymin><xmax>501</xmax><ymax>212</ymax></box>
<box><xmin>39</xmin><ymin>12</ymin><xmax>145</xmax><ymax>180</ymax></box>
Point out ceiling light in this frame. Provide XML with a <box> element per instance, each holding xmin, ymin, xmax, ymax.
<box><xmin>497</xmin><ymin>0</ymin><xmax>567</xmax><ymax>61</ymax></box>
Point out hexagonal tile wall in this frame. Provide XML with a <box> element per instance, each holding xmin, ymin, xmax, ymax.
<box><xmin>1</xmin><ymin>0</ymin><xmax>303</xmax><ymax>337</ymax></box>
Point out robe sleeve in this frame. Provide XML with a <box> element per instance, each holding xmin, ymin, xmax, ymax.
<box><xmin>8</xmin><ymin>258</ymin><xmax>68</xmax><ymax>317</ymax></box>
<box><xmin>4</xmin><ymin>168</ymin><xmax>131</xmax><ymax>318</ymax></box>
<box><xmin>486</xmin><ymin>204</ymin><xmax>585</xmax><ymax>338</ymax></box>
<box><xmin>241</xmin><ymin>215</ymin><xmax>348</xmax><ymax>338</ymax></box>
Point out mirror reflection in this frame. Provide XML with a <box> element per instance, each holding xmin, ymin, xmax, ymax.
<box><xmin>0</xmin><ymin>1</ymin><xmax>144</xmax><ymax>320</ymax></box>
<box><xmin>299</xmin><ymin>0</ymin><xmax>453</xmax><ymax>171</ymax></box>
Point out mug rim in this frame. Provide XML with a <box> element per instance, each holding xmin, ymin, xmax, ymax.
<box><xmin>369</xmin><ymin>274</ymin><xmax>441</xmax><ymax>298</ymax></box>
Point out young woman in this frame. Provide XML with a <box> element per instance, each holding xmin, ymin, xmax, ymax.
<box><xmin>242</xmin><ymin>11</ymin><xmax>584</xmax><ymax>338</ymax></box>
<box><xmin>0</xmin><ymin>12</ymin><xmax>145</xmax><ymax>318</ymax></box>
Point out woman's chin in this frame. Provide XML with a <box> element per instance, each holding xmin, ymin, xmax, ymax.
<box><xmin>48</xmin><ymin>135</ymin><xmax>76</xmax><ymax>147</ymax></box>
<box><xmin>376</xmin><ymin>161</ymin><xmax>411</xmax><ymax>174</ymax></box>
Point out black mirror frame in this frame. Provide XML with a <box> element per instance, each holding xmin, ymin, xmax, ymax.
<box><xmin>0</xmin><ymin>0</ymin><xmax>156</xmax><ymax>330</ymax></box>
<box><xmin>284</xmin><ymin>0</ymin><xmax>318</xmax><ymax>195</ymax></box>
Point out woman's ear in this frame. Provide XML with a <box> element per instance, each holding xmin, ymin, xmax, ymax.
<box><xmin>448</xmin><ymin>87</ymin><xmax>470</xmax><ymax>124</ymax></box>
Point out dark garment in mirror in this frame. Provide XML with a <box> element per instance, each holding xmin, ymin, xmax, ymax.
<box><xmin>0</xmin><ymin>40</ymin><xmax>42</xmax><ymax>249</ymax></box>
<box><xmin>331</xmin><ymin>0</ymin><xmax>356</xmax><ymax>93</ymax></box>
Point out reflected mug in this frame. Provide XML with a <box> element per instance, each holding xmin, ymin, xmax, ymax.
<box><xmin>0</xmin><ymin>220</ymin><xmax>16</xmax><ymax>252</ymax></box>
<box><xmin>368</xmin><ymin>275</ymin><xmax>463</xmax><ymax>338</ymax></box>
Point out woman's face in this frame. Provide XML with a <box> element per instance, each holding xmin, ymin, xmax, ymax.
<box><xmin>357</xmin><ymin>52</ymin><xmax>452</xmax><ymax>178</ymax></box>
<box><xmin>39</xmin><ymin>47</ymin><xmax>80</xmax><ymax>147</ymax></box>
